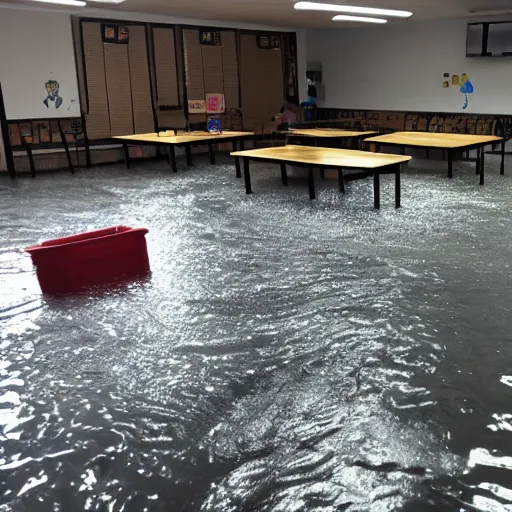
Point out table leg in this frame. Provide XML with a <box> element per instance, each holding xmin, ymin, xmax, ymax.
<box><xmin>233</xmin><ymin>141</ymin><xmax>241</xmax><ymax>178</ymax></box>
<box><xmin>501</xmin><ymin>140</ymin><xmax>506</xmax><ymax>176</ymax></box>
<box><xmin>476</xmin><ymin>147</ymin><xmax>481</xmax><ymax>175</ymax></box>
<box><xmin>338</xmin><ymin>168</ymin><xmax>345</xmax><ymax>194</ymax></box>
<box><xmin>25</xmin><ymin>142</ymin><xmax>36</xmax><ymax>177</ymax></box>
<box><xmin>234</xmin><ymin>157</ymin><xmax>241</xmax><ymax>179</ymax></box>
<box><xmin>185</xmin><ymin>144</ymin><xmax>193</xmax><ymax>166</ymax></box>
<box><xmin>448</xmin><ymin>150</ymin><xmax>453</xmax><ymax>179</ymax></box>
<box><xmin>373</xmin><ymin>172</ymin><xmax>380</xmax><ymax>209</ymax></box>
<box><xmin>123</xmin><ymin>143</ymin><xmax>131</xmax><ymax>170</ymax></box>
<box><xmin>480</xmin><ymin>146</ymin><xmax>485</xmax><ymax>186</ymax></box>
<box><xmin>308</xmin><ymin>168</ymin><xmax>316</xmax><ymax>200</ymax></box>
<box><xmin>240</xmin><ymin>139</ymin><xmax>245</xmax><ymax>151</ymax></box>
<box><xmin>281</xmin><ymin>163</ymin><xmax>288</xmax><ymax>186</ymax></box>
<box><xmin>168</xmin><ymin>146</ymin><xmax>177</xmax><ymax>173</ymax></box>
<box><xmin>243</xmin><ymin>158</ymin><xmax>252</xmax><ymax>194</ymax></box>
<box><xmin>84</xmin><ymin>135</ymin><xmax>92</xmax><ymax>169</ymax></box>
<box><xmin>57</xmin><ymin>120</ymin><xmax>74</xmax><ymax>174</ymax></box>
<box><xmin>395</xmin><ymin>164</ymin><xmax>401</xmax><ymax>209</ymax></box>
<box><xmin>208</xmin><ymin>143</ymin><xmax>216</xmax><ymax>165</ymax></box>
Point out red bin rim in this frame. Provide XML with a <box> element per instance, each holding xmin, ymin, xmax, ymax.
<box><xmin>25</xmin><ymin>226</ymin><xmax>149</xmax><ymax>254</ymax></box>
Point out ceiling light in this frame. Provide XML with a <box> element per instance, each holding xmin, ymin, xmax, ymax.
<box><xmin>294</xmin><ymin>2</ymin><xmax>412</xmax><ymax>18</ymax></box>
<box><xmin>30</xmin><ymin>0</ymin><xmax>86</xmax><ymax>5</ymax></box>
<box><xmin>333</xmin><ymin>14</ymin><xmax>387</xmax><ymax>23</ymax></box>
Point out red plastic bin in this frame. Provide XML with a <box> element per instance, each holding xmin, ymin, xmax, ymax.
<box><xmin>25</xmin><ymin>226</ymin><xmax>150</xmax><ymax>295</ymax></box>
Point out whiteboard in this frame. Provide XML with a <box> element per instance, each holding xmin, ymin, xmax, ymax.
<box><xmin>0</xmin><ymin>7</ymin><xmax>80</xmax><ymax>120</ymax></box>
<box><xmin>307</xmin><ymin>19</ymin><xmax>512</xmax><ymax>115</ymax></box>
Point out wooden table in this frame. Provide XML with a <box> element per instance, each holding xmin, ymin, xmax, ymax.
<box><xmin>231</xmin><ymin>145</ymin><xmax>411</xmax><ymax>209</ymax></box>
<box><xmin>114</xmin><ymin>131</ymin><xmax>255</xmax><ymax>173</ymax></box>
<box><xmin>364</xmin><ymin>132</ymin><xmax>504</xmax><ymax>185</ymax></box>
<box><xmin>281</xmin><ymin>128</ymin><xmax>377</xmax><ymax>150</ymax></box>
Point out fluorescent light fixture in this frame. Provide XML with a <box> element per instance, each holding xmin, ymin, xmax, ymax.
<box><xmin>30</xmin><ymin>0</ymin><xmax>86</xmax><ymax>5</ymax></box>
<box><xmin>333</xmin><ymin>14</ymin><xmax>387</xmax><ymax>23</ymax></box>
<box><xmin>294</xmin><ymin>2</ymin><xmax>412</xmax><ymax>18</ymax></box>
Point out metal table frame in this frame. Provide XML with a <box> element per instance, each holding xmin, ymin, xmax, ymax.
<box><xmin>117</xmin><ymin>133</ymin><xmax>255</xmax><ymax>173</ymax></box>
<box><xmin>364</xmin><ymin>137</ymin><xmax>505</xmax><ymax>186</ymax></box>
<box><xmin>282</xmin><ymin>131</ymin><xmax>376</xmax><ymax>151</ymax></box>
<box><xmin>233</xmin><ymin>154</ymin><xmax>406</xmax><ymax>209</ymax></box>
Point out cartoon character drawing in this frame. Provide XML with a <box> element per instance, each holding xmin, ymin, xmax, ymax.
<box><xmin>460</xmin><ymin>78</ymin><xmax>474</xmax><ymax>110</ymax></box>
<box><xmin>44</xmin><ymin>80</ymin><xmax>63</xmax><ymax>109</ymax></box>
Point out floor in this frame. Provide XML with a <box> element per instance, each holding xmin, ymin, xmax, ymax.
<box><xmin>1</xmin><ymin>153</ymin><xmax>512</xmax><ymax>511</ymax></box>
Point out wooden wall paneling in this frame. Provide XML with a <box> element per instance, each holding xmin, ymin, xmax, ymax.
<box><xmin>183</xmin><ymin>29</ymin><xmax>206</xmax><ymax>125</ymax></box>
<box><xmin>153</xmin><ymin>27</ymin><xmax>180</xmax><ymax>107</ymax></box>
<box><xmin>201</xmin><ymin>45</ymin><xmax>223</xmax><ymax>94</ymax></box>
<box><xmin>104</xmin><ymin>43</ymin><xmax>134</xmax><ymax>136</ymax></box>
<box><xmin>239</xmin><ymin>34</ymin><xmax>284</xmax><ymax>132</ymax></box>
<box><xmin>72</xmin><ymin>17</ymin><xmax>88</xmax><ymax>113</ymax></box>
<box><xmin>82</xmin><ymin>22</ymin><xmax>111</xmax><ymax>139</ymax></box>
<box><xmin>154</xmin><ymin>26</ymin><xmax>186</xmax><ymax>130</ymax></box>
<box><xmin>183</xmin><ymin>29</ymin><xmax>205</xmax><ymax>101</ymax></box>
<box><xmin>221</xmin><ymin>31</ymin><xmax>239</xmax><ymax>108</ymax></box>
<box><xmin>129</xmin><ymin>25</ymin><xmax>154</xmax><ymax>134</ymax></box>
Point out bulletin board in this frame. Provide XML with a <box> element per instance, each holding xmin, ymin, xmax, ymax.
<box><xmin>0</xmin><ymin>8</ymin><xmax>80</xmax><ymax>120</ymax></box>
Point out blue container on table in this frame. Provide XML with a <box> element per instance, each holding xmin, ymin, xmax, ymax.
<box><xmin>207</xmin><ymin>117</ymin><xmax>222</xmax><ymax>134</ymax></box>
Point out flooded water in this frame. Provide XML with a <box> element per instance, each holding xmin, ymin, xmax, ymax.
<box><xmin>1</xmin><ymin>153</ymin><xmax>512</xmax><ymax>511</ymax></box>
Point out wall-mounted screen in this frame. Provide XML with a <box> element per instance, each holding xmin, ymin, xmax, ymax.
<box><xmin>488</xmin><ymin>22</ymin><xmax>512</xmax><ymax>56</ymax></box>
<box><xmin>467</xmin><ymin>22</ymin><xmax>512</xmax><ymax>57</ymax></box>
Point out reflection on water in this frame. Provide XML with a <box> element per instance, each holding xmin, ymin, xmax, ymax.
<box><xmin>1</xmin><ymin>155</ymin><xmax>512</xmax><ymax>511</ymax></box>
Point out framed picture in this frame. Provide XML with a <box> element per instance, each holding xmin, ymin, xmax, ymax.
<box><xmin>102</xmin><ymin>24</ymin><xmax>129</xmax><ymax>44</ymax></box>
<box><xmin>206</xmin><ymin>93</ymin><xmax>225</xmax><ymax>114</ymax></box>
<box><xmin>188</xmin><ymin>100</ymin><xmax>207</xmax><ymax>114</ymax></box>
<box><xmin>118</xmin><ymin>26</ymin><xmax>130</xmax><ymax>42</ymax></box>
<box><xmin>102</xmin><ymin>25</ymin><xmax>117</xmax><ymax>42</ymax></box>
<box><xmin>200</xmin><ymin>30</ymin><xmax>221</xmax><ymax>46</ymax></box>
<box><xmin>257</xmin><ymin>35</ymin><xmax>271</xmax><ymax>49</ymax></box>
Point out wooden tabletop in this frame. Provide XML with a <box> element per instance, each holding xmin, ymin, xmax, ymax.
<box><xmin>285</xmin><ymin>128</ymin><xmax>377</xmax><ymax>138</ymax></box>
<box><xmin>365</xmin><ymin>131</ymin><xmax>503</xmax><ymax>149</ymax></box>
<box><xmin>231</xmin><ymin>145</ymin><xmax>411</xmax><ymax>169</ymax></box>
<box><xmin>114</xmin><ymin>131</ymin><xmax>255</xmax><ymax>144</ymax></box>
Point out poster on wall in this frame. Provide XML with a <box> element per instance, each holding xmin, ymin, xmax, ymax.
<box><xmin>188</xmin><ymin>100</ymin><xmax>207</xmax><ymax>113</ymax></box>
<box><xmin>460</xmin><ymin>77</ymin><xmax>474</xmax><ymax>109</ymax></box>
<box><xmin>43</xmin><ymin>79</ymin><xmax>63</xmax><ymax>110</ymax></box>
<box><xmin>206</xmin><ymin>93</ymin><xmax>225</xmax><ymax>114</ymax></box>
